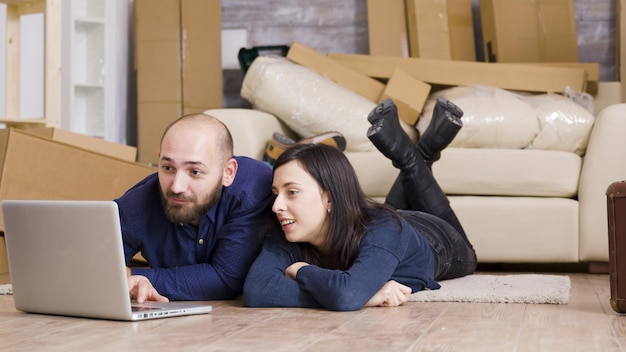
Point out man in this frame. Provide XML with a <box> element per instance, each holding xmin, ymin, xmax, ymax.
<box><xmin>116</xmin><ymin>113</ymin><xmax>274</xmax><ymax>303</ymax></box>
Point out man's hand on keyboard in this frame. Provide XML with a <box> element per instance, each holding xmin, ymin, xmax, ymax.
<box><xmin>127</xmin><ymin>275</ymin><xmax>169</xmax><ymax>303</ymax></box>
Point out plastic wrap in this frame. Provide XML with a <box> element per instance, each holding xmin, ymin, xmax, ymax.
<box><xmin>241</xmin><ymin>56</ymin><xmax>418</xmax><ymax>152</ymax></box>
<box><xmin>562</xmin><ymin>86</ymin><xmax>594</xmax><ymax>114</ymax></box>
<box><xmin>418</xmin><ymin>85</ymin><xmax>539</xmax><ymax>149</ymax></box>
<box><xmin>417</xmin><ymin>84</ymin><xmax>595</xmax><ymax>155</ymax></box>
<box><xmin>523</xmin><ymin>92</ymin><xmax>595</xmax><ymax>156</ymax></box>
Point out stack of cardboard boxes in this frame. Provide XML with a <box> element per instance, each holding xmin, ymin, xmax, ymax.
<box><xmin>282</xmin><ymin>0</ymin><xmax>599</xmax><ymax>127</ymax></box>
<box><xmin>480</xmin><ymin>0</ymin><xmax>578</xmax><ymax>63</ymax></box>
<box><xmin>0</xmin><ymin>128</ymin><xmax>156</xmax><ymax>274</ymax></box>
<box><xmin>405</xmin><ymin>0</ymin><xmax>476</xmax><ymax>61</ymax></box>
<box><xmin>369</xmin><ymin>0</ymin><xmax>579</xmax><ymax>64</ymax></box>
<box><xmin>130</xmin><ymin>0</ymin><xmax>598</xmax><ymax>159</ymax></box>
<box><xmin>134</xmin><ymin>0</ymin><xmax>223</xmax><ymax>166</ymax></box>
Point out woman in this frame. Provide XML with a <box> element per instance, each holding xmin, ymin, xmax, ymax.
<box><xmin>243</xmin><ymin>98</ymin><xmax>477</xmax><ymax>311</ymax></box>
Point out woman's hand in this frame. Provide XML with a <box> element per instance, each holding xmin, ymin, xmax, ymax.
<box><xmin>285</xmin><ymin>262</ymin><xmax>310</xmax><ymax>280</ymax></box>
<box><xmin>365</xmin><ymin>280</ymin><xmax>412</xmax><ymax>307</ymax></box>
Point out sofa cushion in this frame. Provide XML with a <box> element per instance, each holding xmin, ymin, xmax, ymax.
<box><xmin>450</xmin><ymin>196</ymin><xmax>579</xmax><ymax>262</ymax></box>
<box><xmin>433</xmin><ymin>148</ymin><xmax>582</xmax><ymax>197</ymax></box>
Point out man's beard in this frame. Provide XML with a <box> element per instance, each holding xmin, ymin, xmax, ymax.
<box><xmin>160</xmin><ymin>185</ymin><xmax>223</xmax><ymax>225</ymax></box>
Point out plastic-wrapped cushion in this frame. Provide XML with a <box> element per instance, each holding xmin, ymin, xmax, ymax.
<box><xmin>523</xmin><ymin>93</ymin><xmax>595</xmax><ymax>156</ymax></box>
<box><xmin>241</xmin><ymin>56</ymin><xmax>376</xmax><ymax>152</ymax></box>
<box><xmin>241</xmin><ymin>56</ymin><xmax>418</xmax><ymax>152</ymax></box>
<box><xmin>417</xmin><ymin>85</ymin><xmax>539</xmax><ymax>149</ymax></box>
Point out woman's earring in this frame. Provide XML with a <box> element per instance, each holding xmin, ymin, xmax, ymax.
<box><xmin>327</xmin><ymin>208</ymin><xmax>331</xmax><ymax>213</ymax></box>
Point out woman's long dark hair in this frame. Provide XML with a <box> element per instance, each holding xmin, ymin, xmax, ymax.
<box><xmin>271</xmin><ymin>143</ymin><xmax>398</xmax><ymax>270</ymax></box>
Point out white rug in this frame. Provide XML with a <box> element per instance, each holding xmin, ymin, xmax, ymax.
<box><xmin>0</xmin><ymin>275</ymin><xmax>571</xmax><ymax>304</ymax></box>
<box><xmin>409</xmin><ymin>274</ymin><xmax>571</xmax><ymax>304</ymax></box>
<box><xmin>0</xmin><ymin>284</ymin><xmax>12</xmax><ymax>295</ymax></box>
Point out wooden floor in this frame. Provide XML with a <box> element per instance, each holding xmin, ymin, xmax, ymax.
<box><xmin>1</xmin><ymin>272</ymin><xmax>626</xmax><ymax>351</ymax></box>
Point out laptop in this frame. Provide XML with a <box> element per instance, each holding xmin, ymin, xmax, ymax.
<box><xmin>1</xmin><ymin>200</ymin><xmax>212</xmax><ymax>321</ymax></box>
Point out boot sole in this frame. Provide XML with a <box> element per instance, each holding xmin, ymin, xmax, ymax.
<box><xmin>367</xmin><ymin>98</ymin><xmax>397</xmax><ymax>123</ymax></box>
<box><xmin>436</xmin><ymin>96</ymin><xmax>464</xmax><ymax>119</ymax></box>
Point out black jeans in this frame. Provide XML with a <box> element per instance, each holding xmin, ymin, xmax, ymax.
<box><xmin>398</xmin><ymin>210</ymin><xmax>477</xmax><ymax>281</ymax></box>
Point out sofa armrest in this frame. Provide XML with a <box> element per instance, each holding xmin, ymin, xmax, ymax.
<box><xmin>204</xmin><ymin>108</ymin><xmax>297</xmax><ymax>160</ymax></box>
<box><xmin>579</xmin><ymin>103</ymin><xmax>626</xmax><ymax>261</ymax></box>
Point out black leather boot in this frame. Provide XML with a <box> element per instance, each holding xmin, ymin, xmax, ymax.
<box><xmin>367</xmin><ymin>98</ymin><xmax>469</xmax><ymax>242</ymax></box>
<box><xmin>385</xmin><ymin>177</ymin><xmax>408</xmax><ymax>209</ymax></box>
<box><xmin>398</xmin><ymin>155</ymin><xmax>468</xmax><ymax>240</ymax></box>
<box><xmin>417</xmin><ymin>96</ymin><xmax>464</xmax><ymax>168</ymax></box>
<box><xmin>385</xmin><ymin>97</ymin><xmax>463</xmax><ymax>208</ymax></box>
<box><xmin>366</xmin><ymin>98</ymin><xmax>417</xmax><ymax>170</ymax></box>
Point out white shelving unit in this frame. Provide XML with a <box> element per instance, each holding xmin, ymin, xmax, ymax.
<box><xmin>62</xmin><ymin>0</ymin><xmax>128</xmax><ymax>144</ymax></box>
<box><xmin>0</xmin><ymin>0</ymin><xmax>129</xmax><ymax>144</ymax></box>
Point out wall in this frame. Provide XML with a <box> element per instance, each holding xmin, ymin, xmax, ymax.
<box><xmin>221</xmin><ymin>0</ymin><xmax>617</xmax><ymax>107</ymax></box>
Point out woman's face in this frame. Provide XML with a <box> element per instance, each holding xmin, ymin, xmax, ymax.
<box><xmin>271</xmin><ymin>160</ymin><xmax>331</xmax><ymax>250</ymax></box>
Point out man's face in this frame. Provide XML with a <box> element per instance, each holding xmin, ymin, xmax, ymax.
<box><xmin>157</xmin><ymin>123</ymin><xmax>226</xmax><ymax>226</ymax></box>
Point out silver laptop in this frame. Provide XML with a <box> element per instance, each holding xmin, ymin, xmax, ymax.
<box><xmin>1</xmin><ymin>200</ymin><xmax>212</xmax><ymax>321</ymax></box>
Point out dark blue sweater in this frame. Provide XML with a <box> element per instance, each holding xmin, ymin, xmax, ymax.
<box><xmin>243</xmin><ymin>211</ymin><xmax>440</xmax><ymax>311</ymax></box>
<box><xmin>115</xmin><ymin>156</ymin><xmax>274</xmax><ymax>301</ymax></box>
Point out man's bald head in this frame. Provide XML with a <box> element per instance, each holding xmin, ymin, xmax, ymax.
<box><xmin>160</xmin><ymin>113</ymin><xmax>234</xmax><ymax>164</ymax></box>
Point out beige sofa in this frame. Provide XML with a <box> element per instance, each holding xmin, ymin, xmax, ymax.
<box><xmin>206</xmin><ymin>81</ymin><xmax>626</xmax><ymax>265</ymax></box>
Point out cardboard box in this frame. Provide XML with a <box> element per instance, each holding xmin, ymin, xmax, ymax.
<box><xmin>181</xmin><ymin>0</ymin><xmax>223</xmax><ymax>111</ymax></box>
<box><xmin>327</xmin><ymin>53</ymin><xmax>587</xmax><ymax>93</ymax></box>
<box><xmin>522</xmin><ymin>62</ymin><xmax>600</xmax><ymax>95</ymax></box>
<box><xmin>26</xmin><ymin>127</ymin><xmax>137</xmax><ymax>162</ymax></box>
<box><xmin>380</xmin><ymin>68</ymin><xmax>431</xmax><ymax>125</ymax></box>
<box><xmin>480</xmin><ymin>0</ymin><xmax>579</xmax><ymax>63</ymax></box>
<box><xmin>405</xmin><ymin>0</ymin><xmax>475</xmax><ymax>61</ymax></box>
<box><xmin>447</xmin><ymin>0</ymin><xmax>477</xmax><ymax>61</ymax></box>
<box><xmin>406</xmin><ymin>0</ymin><xmax>450</xmax><ymax>59</ymax></box>
<box><xmin>135</xmin><ymin>0</ymin><xmax>222</xmax><ymax>165</ymax></box>
<box><xmin>286</xmin><ymin>42</ymin><xmax>385</xmax><ymax>103</ymax></box>
<box><xmin>0</xmin><ymin>128</ymin><xmax>156</xmax><ymax>231</ymax></box>
<box><xmin>367</xmin><ymin>0</ymin><xmax>409</xmax><ymax>57</ymax></box>
<box><xmin>136</xmin><ymin>102</ymin><xmax>182</xmax><ymax>166</ymax></box>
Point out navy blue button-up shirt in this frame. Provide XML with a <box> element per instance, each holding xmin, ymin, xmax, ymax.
<box><xmin>115</xmin><ymin>156</ymin><xmax>274</xmax><ymax>301</ymax></box>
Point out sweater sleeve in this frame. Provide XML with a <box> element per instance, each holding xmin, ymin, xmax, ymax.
<box><xmin>245</xmin><ymin>214</ymin><xmax>433</xmax><ymax>311</ymax></box>
<box><xmin>244</xmin><ymin>228</ymin><xmax>406</xmax><ymax>311</ymax></box>
<box><xmin>243</xmin><ymin>236</ymin><xmax>322</xmax><ymax>308</ymax></box>
<box><xmin>294</xmin><ymin>241</ymin><xmax>402</xmax><ymax>311</ymax></box>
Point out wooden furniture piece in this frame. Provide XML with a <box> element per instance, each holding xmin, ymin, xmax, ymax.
<box><xmin>0</xmin><ymin>0</ymin><xmax>61</xmax><ymax>129</ymax></box>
